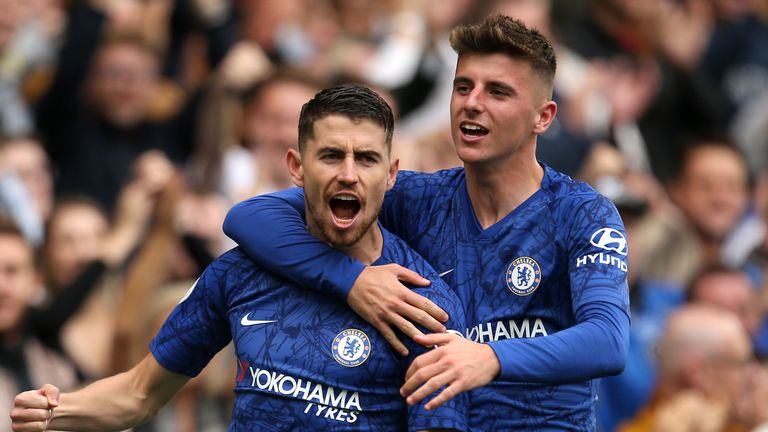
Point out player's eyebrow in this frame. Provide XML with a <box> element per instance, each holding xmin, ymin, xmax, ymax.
<box><xmin>453</xmin><ymin>76</ymin><xmax>473</xmax><ymax>87</ymax></box>
<box><xmin>453</xmin><ymin>77</ymin><xmax>517</xmax><ymax>96</ymax></box>
<box><xmin>487</xmin><ymin>80</ymin><xmax>517</xmax><ymax>96</ymax></box>
<box><xmin>316</xmin><ymin>146</ymin><xmax>344</xmax><ymax>155</ymax></box>
<box><xmin>354</xmin><ymin>149</ymin><xmax>383</xmax><ymax>161</ymax></box>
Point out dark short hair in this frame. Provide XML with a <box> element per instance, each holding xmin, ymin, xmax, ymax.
<box><xmin>449</xmin><ymin>14</ymin><xmax>556</xmax><ymax>94</ymax></box>
<box><xmin>670</xmin><ymin>138</ymin><xmax>748</xmax><ymax>185</ymax></box>
<box><xmin>297</xmin><ymin>83</ymin><xmax>394</xmax><ymax>153</ymax></box>
<box><xmin>685</xmin><ymin>264</ymin><xmax>752</xmax><ymax>303</ymax></box>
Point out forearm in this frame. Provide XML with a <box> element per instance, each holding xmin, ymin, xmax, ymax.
<box><xmin>49</xmin><ymin>356</ymin><xmax>188</xmax><ymax>431</ymax></box>
<box><xmin>490</xmin><ymin>302</ymin><xmax>629</xmax><ymax>383</ymax></box>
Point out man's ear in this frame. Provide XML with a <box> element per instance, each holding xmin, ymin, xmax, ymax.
<box><xmin>533</xmin><ymin>100</ymin><xmax>557</xmax><ymax>135</ymax></box>
<box><xmin>286</xmin><ymin>149</ymin><xmax>304</xmax><ymax>187</ymax></box>
<box><xmin>386</xmin><ymin>157</ymin><xmax>399</xmax><ymax>191</ymax></box>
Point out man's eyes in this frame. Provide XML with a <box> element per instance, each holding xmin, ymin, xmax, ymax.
<box><xmin>320</xmin><ymin>153</ymin><xmax>342</xmax><ymax>161</ymax></box>
<box><xmin>455</xmin><ymin>85</ymin><xmax>471</xmax><ymax>93</ymax></box>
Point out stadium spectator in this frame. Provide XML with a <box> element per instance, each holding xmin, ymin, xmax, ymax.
<box><xmin>688</xmin><ymin>265</ymin><xmax>768</xmax><ymax>359</ymax></box>
<box><xmin>0</xmin><ymin>137</ymin><xmax>53</xmax><ymax>223</ymax></box>
<box><xmin>32</xmin><ymin>151</ymin><xmax>172</xmax><ymax>379</ymax></box>
<box><xmin>555</xmin><ymin>0</ymin><xmax>727</xmax><ymax>183</ymax></box>
<box><xmin>0</xmin><ymin>137</ymin><xmax>52</xmax><ymax>246</ymax></box>
<box><xmin>0</xmin><ymin>0</ymin><xmax>65</xmax><ymax>138</ymax></box>
<box><xmin>0</xmin><ymin>218</ymin><xmax>78</xmax><ymax>432</ymax></box>
<box><xmin>619</xmin><ymin>305</ymin><xmax>752</xmax><ymax>432</ymax></box>
<box><xmin>642</xmin><ymin>141</ymin><xmax>751</xmax><ymax>289</ymax></box>
<box><xmin>223</xmin><ymin>71</ymin><xmax>323</xmax><ymax>199</ymax></box>
<box><xmin>43</xmin><ymin>33</ymin><xmax>183</xmax><ymax>211</ymax></box>
<box><xmin>34</xmin><ymin>0</ymin><xmax>196</xmax><ymax>212</ymax></box>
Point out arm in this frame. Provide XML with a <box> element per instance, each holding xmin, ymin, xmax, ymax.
<box><xmin>401</xmin><ymin>294</ymin><xmax>629</xmax><ymax>410</ymax></box>
<box><xmin>11</xmin><ymin>354</ymin><xmax>189</xmax><ymax>432</ymax></box>
<box><xmin>223</xmin><ymin>189</ymin><xmax>447</xmax><ymax>355</ymax></box>
<box><xmin>490</xmin><ymin>300</ymin><xmax>628</xmax><ymax>381</ymax></box>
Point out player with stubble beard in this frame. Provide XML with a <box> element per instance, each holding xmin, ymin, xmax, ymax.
<box><xmin>10</xmin><ymin>84</ymin><xmax>467</xmax><ymax>432</ymax></box>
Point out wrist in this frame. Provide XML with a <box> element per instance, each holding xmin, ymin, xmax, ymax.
<box><xmin>482</xmin><ymin>343</ymin><xmax>501</xmax><ymax>380</ymax></box>
<box><xmin>341</xmin><ymin>262</ymin><xmax>368</xmax><ymax>300</ymax></box>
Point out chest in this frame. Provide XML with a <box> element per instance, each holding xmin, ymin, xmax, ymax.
<box><xmin>416</xmin><ymin>206</ymin><xmax>574</xmax><ymax>332</ymax></box>
<box><xmin>226</xmin><ymin>281</ymin><xmax>406</xmax><ymax>393</ymax></box>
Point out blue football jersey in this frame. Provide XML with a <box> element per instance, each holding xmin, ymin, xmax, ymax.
<box><xmin>379</xmin><ymin>166</ymin><xmax>630</xmax><ymax>431</ymax></box>
<box><xmin>222</xmin><ymin>164</ymin><xmax>630</xmax><ymax>432</ymax></box>
<box><xmin>150</xmin><ymin>227</ymin><xmax>468</xmax><ymax>431</ymax></box>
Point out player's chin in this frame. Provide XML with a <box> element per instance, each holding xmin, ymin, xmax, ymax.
<box><xmin>455</xmin><ymin>147</ymin><xmax>487</xmax><ymax>165</ymax></box>
<box><xmin>326</xmin><ymin>230</ymin><xmax>362</xmax><ymax>248</ymax></box>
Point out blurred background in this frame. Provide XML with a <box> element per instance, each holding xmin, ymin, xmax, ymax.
<box><xmin>0</xmin><ymin>0</ymin><xmax>767</xmax><ymax>430</ymax></box>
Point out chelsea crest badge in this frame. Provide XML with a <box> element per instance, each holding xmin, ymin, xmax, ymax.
<box><xmin>332</xmin><ymin>329</ymin><xmax>371</xmax><ymax>367</ymax></box>
<box><xmin>506</xmin><ymin>256</ymin><xmax>541</xmax><ymax>296</ymax></box>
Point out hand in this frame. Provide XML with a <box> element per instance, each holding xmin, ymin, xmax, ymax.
<box><xmin>347</xmin><ymin>264</ymin><xmax>448</xmax><ymax>356</ymax></box>
<box><xmin>400</xmin><ymin>333</ymin><xmax>499</xmax><ymax>410</ymax></box>
<box><xmin>10</xmin><ymin>384</ymin><xmax>59</xmax><ymax>432</ymax></box>
<box><xmin>216</xmin><ymin>41</ymin><xmax>273</xmax><ymax>90</ymax></box>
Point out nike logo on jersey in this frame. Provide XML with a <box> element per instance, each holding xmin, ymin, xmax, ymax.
<box><xmin>438</xmin><ymin>268</ymin><xmax>454</xmax><ymax>277</ymax></box>
<box><xmin>240</xmin><ymin>314</ymin><xmax>276</xmax><ymax>326</ymax></box>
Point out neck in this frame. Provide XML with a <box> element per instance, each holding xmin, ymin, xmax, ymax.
<box><xmin>338</xmin><ymin>227</ymin><xmax>384</xmax><ymax>265</ymax></box>
<box><xmin>464</xmin><ymin>152</ymin><xmax>544</xmax><ymax>229</ymax></box>
<box><xmin>307</xmin><ymin>221</ymin><xmax>384</xmax><ymax>265</ymax></box>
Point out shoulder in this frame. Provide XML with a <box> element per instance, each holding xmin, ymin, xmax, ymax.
<box><xmin>380</xmin><ymin>229</ymin><xmax>464</xmax><ymax>316</ymax></box>
<box><xmin>202</xmin><ymin>248</ymin><xmax>266</xmax><ymax>287</ymax></box>
<box><xmin>544</xmin><ymin>165</ymin><xmax>604</xmax><ymax>204</ymax></box>
<box><xmin>380</xmin><ymin>228</ymin><xmax>440</xmax><ymax>278</ymax></box>
<box><xmin>394</xmin><ymin>168</ymin><xmax>464</xmax><ymax>194</ymax></box>
<box><xmin>543</xmin><ymin>165</ymin><xmax>622</xmax><ymax>225</ymax></box>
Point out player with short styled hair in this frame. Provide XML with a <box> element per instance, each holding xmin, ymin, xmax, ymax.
<box><xmin>10</xmin><ymin>84</ymin><xmax>468</xmax><ymax>432</ymax></box>
<box><xmin>449</xmin><ymin>14</ymin><xmax>556</xmax><ymax>91</ymax></box>
<box><xmin>223</xmin><ymin>15</ymin><xmax>630</xmax><ymax>430</ymax></box>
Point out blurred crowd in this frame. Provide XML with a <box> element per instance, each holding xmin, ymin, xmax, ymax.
<box><xmin>0</xmin><ymin>0</ymin><xmax>767</xmax><ymax>431</ymax></box>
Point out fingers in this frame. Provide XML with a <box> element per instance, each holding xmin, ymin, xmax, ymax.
<box><xmin>402</xmin><ymin>363</ymin><xmax>453</xmax><ymax>406</ymax></box>
<box><xmin>40</xmin><ymin>384</ymin><xmax>60</xmax><ymax>407</ymax></box>
<box><xmin>372</xmin><ymin>318</ymin><xmax>410</xmax><ymax>356</ymax></box>
<box><xmin>10</xmin><ymin>398</ymin><xmax>51</xmax><ymax>432</ymax></box>
<box><xmin>14</xmin><ymin>391</ymin><xmax>50</xmax><ymax>410</ymax></box>
<box><xmin>10</xmin><ymin>386</ymin><xmax>60</xmax><ymax>431</ymax></box>
<box><xmin>11</xmin><ymin>418</ymin><xmax>49</xmax><ymax>432</ymax></box>
<box><xmin>402</xmin><ymin>290</ymin><xmax>449</xmax><ymax>327</ymax></box>
<box><xmin>393</xmin><ymin>299</ymin><xmax>443</xmax><ymax>335</ymax></box>
<box><xmin>10</xmin><ymin>406</ymin><xmax>51</xmax><ymax>423</ymax></box>
<box><xmin>392</xmin><ymin>265</ymin><xmax>431</xmax><ymax>287</ymax></box>
<box><xmin>424</xmin><ymin>380</ymin><xmax>463</xmax><ymax>410</ymax></box>
<box><xmin>403</xmin><ymin>349</ymin><xmax>443</xmax><ymax>384</ymax></box>
<box><xmin>413</xmin><ymin>332</ymin><xmax>457</xmax><ymax>348</ymax></box>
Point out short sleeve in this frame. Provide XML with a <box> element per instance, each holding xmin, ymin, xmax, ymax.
<box><xmin>150</xmin><ymin>259</ymin><xmax>233</xmax><ymax>377</ymax></box>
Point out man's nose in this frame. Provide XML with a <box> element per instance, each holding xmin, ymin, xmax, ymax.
<box><xmin>464</xmin><ymin>88</ymin><xmax>485</xmax><ymax>113</ymax></box>
<box><xmin>337</xmin><ymin>156</ymin><xmax>359</xmax><ymax>185</ymax></box>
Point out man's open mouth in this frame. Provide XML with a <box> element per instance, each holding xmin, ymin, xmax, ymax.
<box><xmin>330</xmin><ymin>195</ymin><xmax>360</xmax><ymax>226</ymax></box>
<box><xmin>460</xmin><ymin>122</ymin><xmax>489</xmax><ymax>137</ymax></box>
